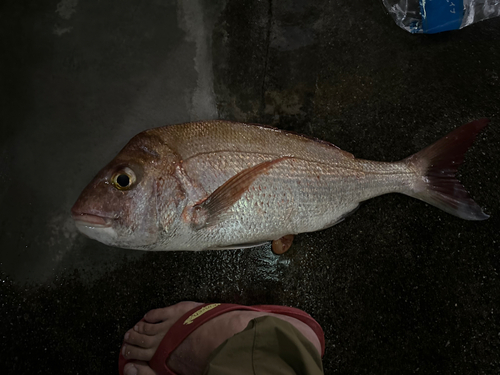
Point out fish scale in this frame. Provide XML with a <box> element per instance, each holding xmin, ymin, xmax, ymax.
<box><xmin>158</xmin><ymin>155</ymin><xmax>414</xmax><ymax>249</ymax></box>
<box><xmin>72</xmin><ymin>119</ymin><xmax>489</xmax><ymax>251</ymax></box>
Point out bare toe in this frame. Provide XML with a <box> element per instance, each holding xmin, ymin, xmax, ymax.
<box><xmin>134</xmin><ymin>320</ymin><xmax>167</xmax><ymax>336</ymax></box>
<box><xmin>121</xmin><ymin>301</ymin><xmax>206</xmax><ymax>370</ymax></box>
<box><xmin>123</xmin><ymin>361</ymin><xmax>156</xmax><ymax>375</ymax></box>
<box><xmin>124</xmin><ymin>330</ymin><xmax>158</xmax><ymax>348</ymax></box>
<box><xmin>121</xmin><ymin>344</ymin><xmax>156</xmax><ymax>361</ymax></box>
<box><xmin>144</xmin><ymin>302</ymin><xmax>203</xmax><ymax>323</ymax></box>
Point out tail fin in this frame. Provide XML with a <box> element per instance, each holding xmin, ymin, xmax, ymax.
<box><xmin>405</xmin><ymin>119</ymin><xmax>489</xmax><ymax>220</ymax></box>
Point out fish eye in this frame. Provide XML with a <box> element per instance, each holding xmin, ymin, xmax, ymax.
<box><xmin>116</xmin><ymin>174</ymin><xmax>129</xmax><ymax>187</ymax></box>
<box><xmin>111</xmin><ymin>167</ymin><xmax>136</xmax><ymax>190</ymax></box>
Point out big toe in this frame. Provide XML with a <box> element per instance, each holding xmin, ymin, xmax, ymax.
<box><xmin>144</xmin><ymin>301</ymin><xmax>203</xmax><ymax>323</ymax></box>
<box><xmin>123</xmin><ymin>361</ymin><xmax>156</xmax><ymax>375</ymax></box>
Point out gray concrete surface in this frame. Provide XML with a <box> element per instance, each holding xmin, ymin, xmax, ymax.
<box><xmin>1</xmin><ymin>0</ymin><xmax>499</xmax><ymax>373</ymax></box>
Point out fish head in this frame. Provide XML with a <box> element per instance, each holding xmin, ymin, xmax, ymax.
<box><xmin>71</xmin><ymin>130</ymin><xmax>180</xmax><ymax>249</ymax></box>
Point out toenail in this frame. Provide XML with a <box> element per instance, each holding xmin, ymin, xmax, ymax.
<box><xmin>124</xmin><ymin>332</ymin><xmax>129</xmax><ymax>340</ymax></box>
<box><xmin>134</xmin><ymin>325</ymin><xmax>139</xmax><ymax>332</ymax></box>
<box><xmin>124</xmin><ymin>363</ymin><xmax>138</xmax><ymax>375</ymax></box>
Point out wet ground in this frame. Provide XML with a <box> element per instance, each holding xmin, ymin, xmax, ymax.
<box><xmin>1</xmin><ymin>0</ymin><xmax>499</xmax><ymax>373</ymax></box>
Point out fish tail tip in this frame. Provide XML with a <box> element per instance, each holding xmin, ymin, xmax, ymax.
<box><xmin>408</xmin><ymin>119</ymin><xmax>489</xmax><ymax>220</ymax></box>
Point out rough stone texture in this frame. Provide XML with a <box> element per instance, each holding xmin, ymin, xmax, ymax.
<box><xmin>1</xmin><ymin>0</ymin><xmax>499</xmax><ymax>374</ymax></box>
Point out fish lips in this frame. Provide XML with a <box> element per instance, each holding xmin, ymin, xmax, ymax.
<box><xmin>71</xmin><ymin>212</ymin><xmax>113</xmax><ymax>229</ymax></box>
<box><xmin>72</xmin><ymin>212</ymin><xmax>119</xmax><ymax>245</ymax></box>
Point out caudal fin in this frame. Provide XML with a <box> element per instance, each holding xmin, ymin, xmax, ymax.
<box><xmin>406</xmin><ymin>119</ymin><xmax>489</xmax><ymax>220</ymax></box>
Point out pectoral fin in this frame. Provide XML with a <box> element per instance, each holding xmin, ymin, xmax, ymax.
<box><xmin>191</xmin><ymin>156</ymin><xmax>290</xmax><ymax>229</ymax></box>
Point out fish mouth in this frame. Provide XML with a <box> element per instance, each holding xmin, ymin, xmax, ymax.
<box><xmin>72</xmin><ymin>213</ymin><xmax>113</xmax><ymax>228</ymax></box>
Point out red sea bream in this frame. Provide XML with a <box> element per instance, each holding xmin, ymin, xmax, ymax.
<box><xmin>71</xmin><ymin>119</ymin><xmax>489</xmax><ymax>253</ymax></box>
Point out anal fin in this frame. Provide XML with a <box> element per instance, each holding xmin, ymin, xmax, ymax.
<box><xmin>208</xmin><ymin>242</ymin><xmax>268</xmax><ymax>250</ymax></box>
<box><xmin>319</xmin><ymin>204</ymin><xmax>359</xmax><ymax>231</ymax></box>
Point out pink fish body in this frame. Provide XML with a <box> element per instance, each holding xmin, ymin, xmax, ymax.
<box><xmin>72</xmin><ymin>119</ymin><xmax>488</xmax><ymax>251</ymax></box>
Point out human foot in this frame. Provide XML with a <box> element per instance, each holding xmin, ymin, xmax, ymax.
<box><xmin>120</xmin><ymin>302</ymin><xmax>324</xmax><ymax>375</ymax></box>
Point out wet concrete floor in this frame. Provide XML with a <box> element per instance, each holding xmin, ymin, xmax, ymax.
<box><xmin>1</xmin><ymin>0</ymin><xmax>499</xmax><ymax>373</ymax></box>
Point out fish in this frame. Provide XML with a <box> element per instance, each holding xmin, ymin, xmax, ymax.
<box><xmin>71</xmin><ymin>119</ymin><xmax>489</xmax><ymax>253</ymax></box>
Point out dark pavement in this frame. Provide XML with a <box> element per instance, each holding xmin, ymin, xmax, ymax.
<box><xmin>1</xmin><ymin>0</ymin><xmax>499</xmax><ymax>373</ymax></box>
